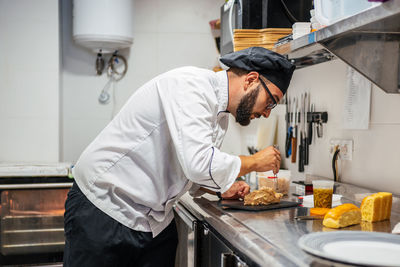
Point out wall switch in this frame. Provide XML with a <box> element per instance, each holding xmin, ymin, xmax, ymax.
<box><xmin>330</xmin><ymin>139</ymin><xmax>353</xmax><ymax>160</ymax></box>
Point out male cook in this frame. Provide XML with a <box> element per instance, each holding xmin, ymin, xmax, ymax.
<box><xmin>63</xmin><ymin>47</ymin><xmax>295</xmax><ymax>267</ymax></box>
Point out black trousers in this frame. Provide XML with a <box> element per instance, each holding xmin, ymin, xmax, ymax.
<box><xmin>63</xmin><ymin>182</ymin><xmax>178</xmax><ymax>267</ymax></box>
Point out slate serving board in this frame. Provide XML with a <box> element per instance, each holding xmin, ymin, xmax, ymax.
<box><xmin>218</xmin><ymin>199</ymin><xmax>300</xmax><ymax>211</ymax></box>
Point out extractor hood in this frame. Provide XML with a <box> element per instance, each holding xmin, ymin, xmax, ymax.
<box><xmin>274</xmin><ymin>1</ymin><xmax>400</xmax><ymax>94</ymax></box>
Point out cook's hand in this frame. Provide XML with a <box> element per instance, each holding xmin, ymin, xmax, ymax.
<box><xmin>221</xmin><ymin>181</ymin><xmax>250</xmax><ymax>200</ymax></box>
<box><xmin>253</xmin><ymin>146</ymin><xmax>281</xmax><ymax>174</ymax></box>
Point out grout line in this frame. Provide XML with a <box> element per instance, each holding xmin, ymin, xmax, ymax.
<box><xmin>133</xmin><ymin>31</ymin><xmax>212</xmax><ymax>35</ymax></box>
<box><xmin>369</xmin><ymin>122</ymin><xmax>400</xmax><ymax>125</ymax></box>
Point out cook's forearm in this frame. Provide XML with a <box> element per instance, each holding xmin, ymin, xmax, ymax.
<box><xmin>238</xmin><ymin>146</ymin><xmax>281</xmax><ymax>176</ymax></box>
<box><xmin>238</xmin><ymin>155</ymin><xmax>257</xmax><ymax>177</ymax></box>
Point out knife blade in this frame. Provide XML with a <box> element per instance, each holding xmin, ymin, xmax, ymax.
<box><xmin>285</xmin><ymin>96</ymin><xmax>292</xmax><ymax>158</ymax></box>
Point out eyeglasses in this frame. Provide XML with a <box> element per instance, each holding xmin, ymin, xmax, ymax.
<box><xmin>259</xmin><ymin>78</ymin><xmax>278</xmax><ymax>110</ymax></box>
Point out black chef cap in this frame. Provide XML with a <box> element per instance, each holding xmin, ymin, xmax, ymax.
<box><xmin>220</xmin><ymin>47</ymin><xmax>296</xmax><ymax>94</ymax></box>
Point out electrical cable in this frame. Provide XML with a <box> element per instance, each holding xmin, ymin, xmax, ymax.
<box><xmin>279</xmin><ymin>0</ymin><xmax>299</xmax><ymax>23</ymax></box>
<box><xmin>107</xmin><ymin>52</ymin><xmax>128</xmax><ymax>81</ymax></box>
<box><xmin>98</xmin><ymin>76</ymin><xmax>113</xmax><ymax>104</ymax></box>
<box><xmin>332</xmin><ymin>145</ymin><xmax>340</xmax><ymax>182</ymax></box>
<box><xmin>98</xmin><ymin>51</ymin><xmax>128</xmax><ymax>108</ymax></box>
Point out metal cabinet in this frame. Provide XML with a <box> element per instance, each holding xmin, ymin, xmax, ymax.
<box><xmin>174</xmin><ymin>203</ymin><xmax>199</xmax><ymax>267</ymax></box>
<box><xmin>174</xmin><ymin>202</ymin><xmax>249</xmax><ymax>267</ymax></box>
<box><xmin>199</xmin><ymin>224</ymin><xmax>248</xmax><ymax>267</ymax></box>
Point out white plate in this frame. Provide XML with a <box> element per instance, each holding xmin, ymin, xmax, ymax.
<box><xmin>298</xmin><ymin>231</ymin><xmax>400</xmax><ymax>266</ymax></box>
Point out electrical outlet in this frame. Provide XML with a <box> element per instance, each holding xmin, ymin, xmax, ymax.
<box><xmin>330</xmin><ymin>139</ymin><xmax>353</xmax><ymax>160</ymax></box>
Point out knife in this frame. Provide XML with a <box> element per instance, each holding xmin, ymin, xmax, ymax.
<box><xmin>285</xmin><ymin>96</ymin><xmax>292</xmax><ymax>158</ymax></box>
<box><xmin>308</xmin><ymin>103</ymin><xmax>314</xmax><ymax>145</ymax></box>
<box><xmin>295</xmin><ymin>215</ymin><xmax>324</xmax><ymax>220</ymax></box>
<box><xmin>291</xmin><ymin>97</ymin><xmax>297</xmax><ymax>163</ymax></box>
<box><xmin>298</xmin><ymin>94</ymin><xmax>305</xmax><ymax>172</ymax></box>
<box><xmin>304</xmin><ymin>92</ymin><xmax>309</xmax><ymax>166</ymax></box>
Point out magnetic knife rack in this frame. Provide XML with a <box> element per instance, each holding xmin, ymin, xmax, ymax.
<box><xmin>285</xmin><ymin>111</ymin><xmax>328</xmax><ymax>123</ymax></box>
<box><xmin>285</xmin><ymin>111</ymin><xmax>328</xmax><ymax>137</ymax></box>
<box><xmin>307</xmin><ymin>111</ymin><xmax>328</xmax><ymax>138</ymax></box>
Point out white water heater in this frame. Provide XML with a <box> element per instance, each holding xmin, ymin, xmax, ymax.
<box><xmin>73</xmin><ymin>0</ymin><xmax>134</xmax><ymax>54</ymax></box>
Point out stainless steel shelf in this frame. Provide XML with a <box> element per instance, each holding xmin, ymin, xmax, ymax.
<box><xmin>275</xmin><ymin>1</ymin><xmax>400</xmax><ymax>93</ymax></box>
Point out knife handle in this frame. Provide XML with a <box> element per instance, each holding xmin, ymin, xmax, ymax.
<box><xmin>285</xmin><ymin>128</ymin><xmax>292</xmax><ymax>158</ymax></box>
<box><xmin>304</xmin><ymin>138</ymin><xmax>309</xmax><ymax>166</ymax></box>
<box><xmin>298</xmin><ymin>134</ymin><xmax>304</xmax><ymax>172</ymax></box>
<box><xmin>298</xmin><ymin>143</ymin><xmax>304</xmax><ymax>172</ymax></box>
<box><xmin>285</xmin><ymin>132</ymin><xmax>290</xmax><ymax>158</ymax></box>
<box><xmin>291</xmin><ymin>137</ymin><xmax>297</xmax><ymax>163</ymax></box>
<box><xmin>298</xmin><ymin>146</ymin><xmax>304</xmax><ymax>172</ymax></box>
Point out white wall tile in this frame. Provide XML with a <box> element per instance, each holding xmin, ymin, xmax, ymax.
<box><xmin>11</xmin><ymin>70</ymin><xmax>59</xmax><ymax>119</ymax></box>
<box><xmin>156</xmin><ymin>33</ymin><xmax>220</xmax><ymax>73</ymax></box>
<box><xmin>132</xmin><ymin>0</ymin><xmax>159</xmax><ymax>33</ymax></box>
<box><xmin>0</xmin><ymin>74</ymin><xmax>14</xmax><ymax>118</ymax></box>
<box><xmin>1</xmin><ymin>8</ymin><xmax>58</xmax><ymax>71</ymax></box>
<box><xmin>127</xmin><ymin>32</ymin><xmax>159</xmax><ymax>80</ymax></box>
<box><xmin>63</xmin><ymin>119</ymin><xmax>110</xmax><ymax>162</ymax></box>
<box><xmin>63</xmin><ymin>72</ymin><xmax>114</xmax><ymax>120</ymax></box>
<box><xmin>3</xmin><ymin>23</ymin><xmax>58</xmax><ymax>69</ymax></box>
<box><xmin>0</xmin><ymin>0</ymin><xmax>60</xmax><ymax>162</ymax></box>
<box><xmin>157</xmin><ymin>0</ymin><xmax>224</xmax><ymax>34</ymax></box>
<box><xmin>0</xmin><ymin>118</ymin><xmax>58</xmax><ymax>162</ymax></box>
<box><xmin>370</xmin><ymin>84</ymin><xmax>400</xmax><ymax>124</ymax></box>
<box><xmin>0</xmin><ymin>0</ymin><xmax>57</xmax><ymax>23</ymax></box>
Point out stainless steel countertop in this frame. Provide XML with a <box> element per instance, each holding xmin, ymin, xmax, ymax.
<box><xmin>178</xmin><ymin>182</ymin><xmax>400</xmax><ymax>267</ymax></box>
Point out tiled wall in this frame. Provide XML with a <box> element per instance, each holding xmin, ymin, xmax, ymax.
<box><xmin>0</xmin><ymin>0</ymin><xmax>60</xmax><ymax>162</ymax></box>
<box><xmin>61</xmin><ymin>0</ymin><xmax>224</xmax><ymax>161</ymax></box>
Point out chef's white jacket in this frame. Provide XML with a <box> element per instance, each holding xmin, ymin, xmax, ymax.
<box><xmin>73</xmin><ymin>67</ymin><xmax>241</xmax><ymax>237</ymax></box>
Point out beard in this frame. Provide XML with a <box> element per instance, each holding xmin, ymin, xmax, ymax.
<box><xmin>235</xmin><ymin>86</ymin><xmax>261</xmax><ymax>126</ymax></box>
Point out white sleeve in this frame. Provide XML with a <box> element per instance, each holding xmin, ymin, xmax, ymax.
<box><xmin>188</xmin><ymin>183</ymin><xmax>204</xmax><ymax>198</ymax></box>
<box><xmin>158</xmin><ymin>75</ymin><xmax>241</xmax><ymax>193</ymax></box>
